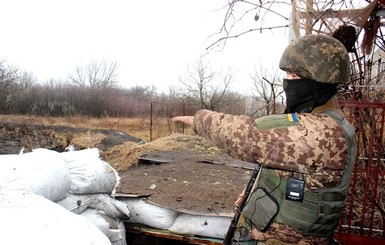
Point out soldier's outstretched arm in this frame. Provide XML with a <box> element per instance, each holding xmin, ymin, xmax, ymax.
<box><xmin>189</xmin><ymin>109</ymin><xmax>347</xmax><ymax>178</ymax></box>
<box><xmin>172</xmin><ymin>116</ymin><xmax>194</xmax><ymax>126</ymax></box>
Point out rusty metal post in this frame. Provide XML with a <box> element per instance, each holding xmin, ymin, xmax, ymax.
<box><xmin>150</xmin><ymin>102</ymin><xmax>153</xmax><ymax>141</ymax></box>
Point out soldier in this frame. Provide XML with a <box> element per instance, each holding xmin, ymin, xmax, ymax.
<box><xmin>172</xmin><ymin>34</ymin><xmax>356</xmax><ymax>245</ymax></box>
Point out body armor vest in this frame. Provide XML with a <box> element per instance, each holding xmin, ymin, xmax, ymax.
<box><xmin>250</xmin><ymin>110</ymin><xmax>356</xmax><ymax>237</ymax></box>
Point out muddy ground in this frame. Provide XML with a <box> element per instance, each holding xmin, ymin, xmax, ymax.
<box><xmin>0</xmin><ymin>122</ymin><xmax>255</xmax><ymax>215</ymax></box>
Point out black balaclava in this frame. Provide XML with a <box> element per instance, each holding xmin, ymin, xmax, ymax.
<box><xmin>283</xmin><ymin>78</ymin><xmax>338</xmax><ymax>113</ymax></box>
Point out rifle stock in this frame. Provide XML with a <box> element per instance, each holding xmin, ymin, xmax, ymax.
<box><xmin>223</xmin><ymin>163</ymin><xmax>261</xmax><ymax>245</ymax></box>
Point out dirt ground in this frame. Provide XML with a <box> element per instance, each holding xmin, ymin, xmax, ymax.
<box><xmin>0</xmin><ymin>122</ymin><xmax>256</xmax><ymax>215</ymax></box>
<box><xmin>116</xmin><ymin>149</ymin><xmax>255</xmax><ymax>214</ymax></box>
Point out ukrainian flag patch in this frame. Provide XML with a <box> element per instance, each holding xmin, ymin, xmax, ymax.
<box><xmin>255</xmin><ymin>113</ymin><xmax>300</xmax><ymax>130</ymax></box>
<box><xmin>287</xmin><ymin>113</ymin><xmax>298</xmax><ymax>122</ymax></box>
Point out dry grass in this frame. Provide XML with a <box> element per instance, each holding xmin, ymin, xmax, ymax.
<box><xmin>0</xmin><ymin>114</ymin><xmax>192</xmax><ymax>141</ymax></box>
<box><xmin>103</xmin><ymin>133</ymin><xmax>219</xmax><ymax>171</ymax></box>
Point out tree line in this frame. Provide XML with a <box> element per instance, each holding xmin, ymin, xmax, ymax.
<box><xmin>0</xmin><ymin>59</ymin><xmax>285</xmax><ymax>118</ymax></box>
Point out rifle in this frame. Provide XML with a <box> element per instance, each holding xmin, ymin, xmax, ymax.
<box><xmin>223</xmin><ymin>163</ymin><xmax>261</xmax><ymax>245</ymax></box>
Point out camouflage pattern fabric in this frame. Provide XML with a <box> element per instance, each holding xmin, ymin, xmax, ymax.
<box><xmin>250</xmin><ymin>223</ymin><xmax>329</xmax><ymax>244</ymax></box>
<box><xmin>192</xmin><ymin>109</ymin><xmax>349</xmax><ymax>244</ymax></box>
<box><xmin>279</xmin><ymin>34</ymin><xmax>350</xmax><ymax>84</ymax></box>
<box><xmin>192</xmin><ymin>109</ymin><xmax>348</xmax><ymax>190</ymax></box>
<box><xmin>234</xmin><ymin>213</ymin><xmax>329</xmax><ymax>244</ymax></box>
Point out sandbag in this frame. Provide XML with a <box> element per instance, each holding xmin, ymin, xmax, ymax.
<box><xmin>89</xmin><ymin>194</ymin><xmax>130</xmax><ymax>219</ymax></box>
<box><xmin>0</xmin><ymin>149</ymin><xmax>71</xmax><ymax>202</ymax></box>
<box><xmin>56</xmin><ymin>193</ymin><xmax>92</xmax><ymax>214</ymax></box>
<box><xmin>62</xmin><ymin>148</ymin><xmax>120</xmax><ymax>194</ymax></box>
<box><xmin>80</xmin><ymin>208</ymin><xmax>124</xmax><ymax>244</ymax></box>
<box><xmin>0</xmin><ymin>190</ymin><xmax>111</xmax><ymax>245</ymax></box>
<box><xmin>116</xmin><ymin>219</ymin><xmax>127</xmax><ymax>245</ymax></box>
<box><xmin>168</xmin><ymin>213</ymin><xmax>232</xmax><ymax>239</ymax></box>
<box><xmin>120</xmin><ymin>197</ymin><xmax>178</xmax><ymax>229</ymax></box>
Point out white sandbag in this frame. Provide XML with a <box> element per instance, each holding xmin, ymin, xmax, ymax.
<box><xmin>89</xmin><ymin>194</ymin><xmax>130</xmax><ymax>219</ymax></box>
<box><xmin>62</xmin><ymin>148</ymin><xmax>120</xmax><ymax>194</ymax></box>
<box><xmin>56</xmin><ymin>193</ymin><xmax>92</xmax><ymax>214</ymax></box>
<box><xmin>0</xmin><ymin>149</ymin><xmax>71</xmax><ymax>202</ymax></box>
<box><xmin>116</xmin><ymin>220</ymin><xmax>127</xmax><ymax>245</ymax></box>
<box><xmin>120</xmin><ymin>197</ymin><xmax>178</xmax><ymax>229</ymax></box>
<box><xmin>80</xmin><ymin>208</ymin><xmax>123</xmax><ymax>244</ymax></box>
<box><xmin>61</xmin><ymin>147</ymin><xmax>100</xmax><ymax>161</ymax></box>
<box><xmin>0</xmin><ymin>190</ymin><xmax>111</xmax><ymax>245</ymax></box>
<box><xmin>168</xmin><ymin>213</ymin><xmax>232</xmax><ymax>239</ymax></box>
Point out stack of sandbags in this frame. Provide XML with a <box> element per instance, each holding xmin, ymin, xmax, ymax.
<box><xmin>56</xmin><ymin>148</ymin><xmax>129</xmax><ymax>245</ymax></box>
<box><xmin>0</xmin><ymin>148</ymin><xmax>130</xmax><ymax>245</ymax></box>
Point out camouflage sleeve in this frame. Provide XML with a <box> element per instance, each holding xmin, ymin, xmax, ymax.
<box><xmin>192</xmin><ymin>109</ymin><xmax>347</xmax><ymax>177</ymax></box>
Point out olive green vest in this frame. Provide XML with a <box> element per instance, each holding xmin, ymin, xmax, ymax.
<box><xmin>255</xmin><ymin>110</ymin><xmax>356</xmax><ymax>237</ymax></box>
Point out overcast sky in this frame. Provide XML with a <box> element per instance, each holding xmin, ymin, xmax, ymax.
<box><xmin>1</xmin><ymin>0</ymin><xmax>290</xmax><ymax>94</ymax></box>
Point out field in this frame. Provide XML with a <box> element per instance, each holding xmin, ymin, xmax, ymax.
<box><xmin>0</xmin><ymin>114</ymin><xmax>199</xmax><ymax>170</ymax></box>
<box><xmin>0</xmin><ymin>114</ymin><xmax>174</xmax><ymax>141</ymax></box>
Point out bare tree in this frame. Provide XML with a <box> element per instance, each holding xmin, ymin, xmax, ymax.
<box><xmin>250</xmin><ymin>66</ymin><xmax>284</xmax><ymax>116</ymax></box>
<box><xmin>179</xmin><ymin>60</ymin><xmax>237</xmax><ymax>111</ymax></box>
<box><xmin>11</xmin><ymin>71</ymin><xmax>37</xmax><ymax>114</ymax></box>
<box><xmin>69</xmin><ymin>59</ymin><xmax>119</xmax><ymax>89</ymax></box>
<box><xmin>66</xmin><ymin>59</ymin><xmax>120</xmax><ymax>117</ymax></box>
<box><xmin>0</xmin><ymin>60</ymin><xmax>19</xmax><ymax>113</ymax></box>
<box><xmin>206</xmin><ymin>1</ymin><xmax>290</xmax><ymax>51</ymax></box>
<box><xmin>209</xmin><ymin>1</ymin><xmax>384</xmax><ymax>94</ymax></box>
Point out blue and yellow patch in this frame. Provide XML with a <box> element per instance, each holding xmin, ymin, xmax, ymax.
<box><xmin>287</xmin><ymin>113</ymin><xmax>299</xmax><ymax>122</ymax></box>
<box><xmin>255</xmin><ymin>113</ymin><xmax>300</xmax><ymax>130</ymax></box>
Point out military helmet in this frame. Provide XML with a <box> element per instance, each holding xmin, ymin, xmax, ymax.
<box><xmin>279</xmin><ymin>34</ymin><xmax>350</xmax><ymax>84</ymax></box>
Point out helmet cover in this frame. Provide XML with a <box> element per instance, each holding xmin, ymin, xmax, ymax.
<box><xmin>279</xmin><ymin>34</ymin><xmax>350</xmax><ymax>84</ymax></box>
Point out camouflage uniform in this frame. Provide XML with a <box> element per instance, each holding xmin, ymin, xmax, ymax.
<box><xmin>181</xmin><ymin>34</ymin><xmax>353</xmax><ymax>245</ymax></box>
<box><xmin>191</xmin><ymin>108</ymin><xmax>348</xmax><ymax>244</ymax></box>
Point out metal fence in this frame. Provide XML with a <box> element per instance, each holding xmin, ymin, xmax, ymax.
<box><xmin>149</xmin><ymin>101</ymin><xmax>199</xmax><ymax>141</ymax></box>
<box><xmin>337</xmin><ymin>99</ymin><xmax>385</xmax><ymax>240</ymax></box>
